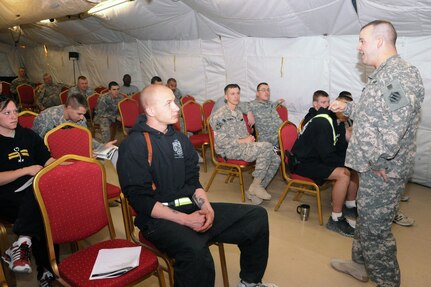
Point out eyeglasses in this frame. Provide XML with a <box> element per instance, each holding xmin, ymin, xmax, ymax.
<box><xmin>0</xmin><ymin>109</ymin><xmax>19</xmax><ymax>117</ymax></box>
<box><xmin>257</xmin><ymin>88</ymin><xmax>270</xmax><ymax>92</ymax></box>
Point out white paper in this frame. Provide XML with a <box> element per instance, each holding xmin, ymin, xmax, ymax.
<box><xmin>93</xmin><ymin>146</ymin><xmax>118</xmax><ymax>160</ymax></box>
<box><xmin>14</xmin><ymin>177</ymin><xmax>34</xmax><ymax>192</ymax></box>
<box><xmin>89</xmin><ymin>246</ymin><xmax>141</xmax><ymax>280</ymax></box>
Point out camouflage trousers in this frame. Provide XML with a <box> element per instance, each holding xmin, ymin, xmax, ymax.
<box><xmin>223</xmin><ymin>141</ymin><xmax>280</xmax><ymax>187</ymax></box>
<box><xmin>95</xmin><ymin>117</ymin><xmax>114</xmax><ymax>143</ymax></box>
<box><xmin>352</xmin><ymin>171</ymin><xmax>404</xmax><ymax>287</ymax></box>
<box><xmin>258</xmin><ymin>132</ymin><xmax>279</xmax><ymax>148</ymax></box>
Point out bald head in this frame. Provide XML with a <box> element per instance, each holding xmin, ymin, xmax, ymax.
<box><xmin>361</xmin><ymin>20</ymin><xmax>397</xmax><ymax>46</ymax></box>
<box><xmin>141</xmin><ymin>85</ymin><xmax>173</xmax><ymax>109</ymax></box>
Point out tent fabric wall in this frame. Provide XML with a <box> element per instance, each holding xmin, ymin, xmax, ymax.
<box><xmin>6</xmin><ymin>35</ymin><xmax>431</xmax><ymax>187</ymax></box>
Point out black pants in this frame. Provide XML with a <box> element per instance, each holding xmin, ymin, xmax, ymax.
<box><xmin>139</xmin><ymin>203</ymin><xmax>269</xmax><ymax>287</ymax></box>
<box><xmin>0</xmin><ymin>186</ymin><xmax>51</xmax><ymax>277</ymax></box>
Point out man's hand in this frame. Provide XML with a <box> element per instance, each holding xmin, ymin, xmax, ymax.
<box><xmin>246</xmin><ymin>111</ymin><xmax>255</xmax><ymax>127</ymax></box>
<box><xmin>184</xmin><ymin>211</ymin><xmax>207</xmax><ymax>232</ymax></box>
<box><xmin>196</xmin><ymin>208</ymin><xmax>214</xmax><ymax>232</ymax></box>
<box><xmin>238</xmin><ymin>135</ymin><xmax>255</xmax><ymax>144</ymax></box>
<box><xmin>104</xmin><ymin>140</ymin><xmax>117</xmax><ymax>148</ymax></box>
<box><xmin>329</xmin><ymin>100</ymin><xmax>347</xmax><ymax>113</ymax></box>
<box><xmin>372</xmin><ymin>169</ymin><xmax>388</xmax><ymax>182</ymax></box>
<box><xmin>276</xmin><ymin>99</ymin><xmax>285</xmax><ymax>104</ymax></box>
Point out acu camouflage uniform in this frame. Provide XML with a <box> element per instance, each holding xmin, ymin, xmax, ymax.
<box><xmin>32</xmin><ymin>105</ymin><xmax>102</xmax><ymax>150</ymax></box>
<box><xmin>67</xmin><ymin>85</ymin><xmax>94</xmax><ymax>98</ymax></box>
<box><xmin>210</xmin><ymin>104</ymin><xmax>280</xmax><ymax>188</ymax></box>
<box><xmin>94</xmin><ymin>93</ymin><xmax>123</xmax><ymax>143</ymax></box>
<box><xmin>10</xmin><ymin>77</ymin><xmax>34</xmax><ymax>100</ymax></box>
<box><xmin>35</xmin><ymin>83</ymin><xmax>63</xmax><ymax>110</ymax></box>
<box><xmin>344</xmin><ymin>55</ymin><xmax>424</xmax><ymax>287</ymax></box>
<box><xmin>248</xmin><ymin>99</ymin><xmax>283</xmax><ymax>147</ymax></box>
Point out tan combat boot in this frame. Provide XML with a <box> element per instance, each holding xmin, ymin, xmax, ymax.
<box><xmin>248</xmin><ymin>178</ymin><xmax>271</xmax><ymax>200</ymax></box>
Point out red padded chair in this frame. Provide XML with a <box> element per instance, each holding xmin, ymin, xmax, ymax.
<box><xmin>18</xmin><ymin>111</ymin><xmax>38</xmax><ymax>129</ymax></box>
<box><xmin>276</xmin><ymin>104</ymin><xmax>288</xmax><ymax>122</ymax></box>
<box><xmin>1</xmin><ymin>81</ymin><xmax>11</xmax><ymax>97</ymax></box>
<box><xmin>180</xmin><ymin>95</ymin><xmax>195</xmax><ymax>105</ymax></box>
<box><xmin>131</xmin><ymin>92</ymin><xmax>144</xmax><ymax>114</ymax></box>
<box><xmin>181</xmin><ymin>101</ymin><xmax>209</xmax><ymax>172</ymax></box>
<box><xmin>124</xmin><ymin>199</ymin><xmax>229</xmax><ymax>287</ymax></box>
<box><xmin>33</xmin><ymin>155</ymin><xmax>166</xmax><ymax>287</ymax></box>
<box><xmin>202</xmin><ymin>100</ymin><xmax>215</xmax><ymax>131</ymax></box>
<box><xmin>86</xmin><ymin>93</ymin><xmax>100</xmax><ymax>131</ymax></box>
<box><xmin>274</xmin><ymin>121</ymin><xmax>326</xmax><ymax>225</ymax></box>
<box><xmin>205</xmin><ymin>121</ymin><xmax>255</xmax><ymax>202</ymax></box>
<box><xmin>118</xmin><ymin>98</ymin><xmax>139</xmax><ymax>136</ymax></box>
<box><xmin>59</xmin><ymin>89</ymin><xmax>69</xmax><ymax>105</ymax></box>
<box><xmin>16</xmin><ymin>84</ymin><xmax>36</xmax><ymax>110</ymax></box>
<box><xmin>95</xmin><ymin>86</ymin><xmax>108</xmax><ymax>94</ymax></box>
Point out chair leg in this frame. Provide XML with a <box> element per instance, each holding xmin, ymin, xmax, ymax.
<box><xmin>0</xmin><ymin>223</ymin><xmax>16</xmax><ymax>287</ymax></box>
<box><xmin>316</xmin><ymin>189</ymin><xmax>323</xmax><ymax>225</ymax></box>
<box><xmin>217</xmin><ymin>243</ymin><xmax>229</xmax><ymax>287</ymax></box>
<box><xmin>118</xmin><ymin>194</ymin><xmax>132</xmax><ymax>240</ymax></box>
<box><xmin>156</xmin><ymin>265</ymin><xmax>167</xmax><ymax>287</ymax></box>
<box><xmin>238</xmin><ymin>167</ymin><xmax>245</xmax><ymax>202</ymax></box>
<box><xmin>201</xmin><ymin>146</ymin><xmax>207</xmax><ymax>173</ymax></box>
<box><xmin>274</xmin><ymin>184</ymin><xmax>291</xmax><ymax>211</ymax></box>
<box><xmin>205</xmin><ymin>168</ymin><xmax>219</xmax><ymax>192</ymax></box>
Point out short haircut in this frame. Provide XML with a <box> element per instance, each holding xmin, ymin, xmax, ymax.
<box><xmin>151</xmin><ymin>76</ymin><xmax>162</xmax><ymax>84</ymax></box>
<box><xmin>312</xmin><ymin>90</ymin><xmax>329</xmax><ymax>102</ymax></box>
<box><xmin>224</xmin><ymin>84</ymin><xmax>240</xmax><ymax>94</ymax></box>
<box><xmin>337</xmin><ymin>91</ymin><xmax>353</xmax><ymax>102</ymax></box>
<box><xmin>108</xmin><ymin>81</ymin><xmax>119</xmax><ymax>89</ymax></box>
<box><xmin>361</xmin><ymin>20</ymin><xmax>397</xmax><ymax>45</ymax></box>
<box><xmin>0</xmin><ymin>95</ymin><xmax>17</xmax><ymax>111</ymax></box>
<box><xmin>43</xmin><ymin>73</ymin><xmax>50</xmax><ymax>78</ymax></box>
<box><xmin>123</xmin><ymin>74</ymin><xmax>131</xmax><ymax>79</ymax></box>
<box><xmin>77</xmin><ymin>75</ymin><xmax>87</xmax><ymax>81</ymax></box>
<box><xmin>256</xmin><ymin>82</ymin><xmax>269</xmax><ymax>90</ymax></box>
<box><xmin>167</xmin><ymin>78</ymin><xmax>176</xmax><ymax>84</ymax></box>
<box><xmin>66</xmin><ymin>93</ymin><xmax>88</xmax><ymax>110</ymax></box>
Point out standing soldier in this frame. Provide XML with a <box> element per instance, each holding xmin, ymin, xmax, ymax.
<box><xmin>329</xmin><ymin>20</ymin><xmax>425</xmax><ymax>287</ymax></box>
<box><xmin>248</xmin><ymin>82</ymin><xmax>284</xmax><ymax>148</ymax></box>
<box><xmin>210</xmin><ymin>84</ymin><xmax>280</xmax><ymax>205</ymax></box>
<box><xmin>35</xmin><ymin>73</ymin><xmax>64</xmax><ymax>110</ymax></box>
<box><xmin>94</xmin><ymin>81</ymin><xmax>123</xmax><ymax>143</ymax></box>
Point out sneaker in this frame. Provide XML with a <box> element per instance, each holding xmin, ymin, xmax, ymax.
<box><xmin>393</xmin><ymin>212</ymin><xmax>414</xmax><ymax>226</ymax></box>
<box><xmin>1</xmin><ymin>241</ymin><xmax>32</xmax><ymax>273</ymax></box>
<box><xmin>330</xmin><ymin>259</ymin><xmax>369</xmax><ymax>282</ymax></box>
<box><xmin>39</xmin><ymin>270</ymin><xmax>56</xmax><ymax>287</ymax></box>
<box><xmin>237</xmin><ymin>279</ymin><xmax>279</xmax><ymax>287</ymax></box>
<box><xmin>342</xmin><ymin>205</ymin><xmax>358</xmax><ymax>218</ymax></box>
<box><xmin>400</xmin><ymin>194</ymin><xmax>409</xmax><ymax>202</ymax></box>
<box><xmin>245</xmin><ymin>191</ymin><xmax>263</xmax><ymax>205</ymax></box>
<box><xmin>326</xmin><ymin>216</ymin><xmax>355</xmax><ymax>237</ymax></box>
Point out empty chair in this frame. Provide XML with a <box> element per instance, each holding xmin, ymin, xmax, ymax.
<box><xmin>94</xmin><ymin>86</ymin><xmax>108</xmax><ymax>94</ymax></box>
<box><xmin>180</xmin><ymin>95</ymin><xmax>195</xmax><ymax>105</ymax></box>
<box><xmin>33</xmin><ymin>155</ymin><xmax>166</xmax><ymax>287</ymax></box>
<box><xmin>181</xmin><ymin>101</ymin><xmax>209</xmax><ymax>172</ymax></box>
<box><xmin>16</xmin><ymin>84</ymin><xmax>36</xmax><ymax>110</ymax></box>
<box><xmin>18</xmin><ymin>111</ymin><xmax>38</xmax><ymax>129</ymax></box>
<box><xmin>202</xmin><ymin>99</ymin><xmax>215</xmax><ymax>131</ymax></box>
<box><xmin>131</xmin><ymin>92</ymin><xmax>144</xmax><ymax>114</ymax></box>
<box><xmin>1</xmin><ymin>81</ymin><xmax>11</xmax><ymax>97</ymax></box>
<box><xmin>276</xmin><ymin>104</ymin><xmax>288</xmax><ymax>122</ymax></box>
<box><xmin>59</xmin><ymin>89</ymin><xmax>69</xmax><ymax>105</ymax></box>
<box><xmin>118</xmin><ymin>98</ymin><xmax>139</xmax><ymax>136</ymax></box>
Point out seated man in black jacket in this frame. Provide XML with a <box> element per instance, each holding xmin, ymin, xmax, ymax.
<box><xmin>117</xmin><ymin>85</ymin><xmax>278</xmax><ymax>287</ymax></box>
<box><xmin>292</xmin><ymin>107</ymin><xmax>358</xmax><ymax>237</ymax></box>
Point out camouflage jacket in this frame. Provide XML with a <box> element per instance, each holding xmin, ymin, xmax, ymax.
<box><xmin>94</xmin><ymin>93</ymin><xmax>123</xmax><ymax>122</ymax></box>
<box><xmin>248</xmin><ymin>99</ymin><xmax>282</xmax><ymax>144</ymax></box>
<box><xmin>120</xmin><ymin>85</ymin><xmax>139</xmax><ymax>97</ymax></box>
<box><xmin>10</xmin><ymin>77</ymin><xmax>33</xmax><ymax>94</ymax></box>
<box><xmin>32</xmin><ymin>105</ymin><xmax>102</xmax><ymax>150</ymax></box>
<box><xmin>210</xmin><ymin>104</ymin><xmax>249</xmax><ymax>156</ymax></box>
<box><xmin>344</xmin><ymin>54</ymin><xmax>424</xmax><ymax>179</ymax></box>
<box><xmin>36</xmin><ymin>83</ymin><xmax>62</xmax><ymax>109</ymax></box>
<box><xmin>67</xmin><ymin>85</ymin><xmax>94</xmax><ymax>98</ymax></box>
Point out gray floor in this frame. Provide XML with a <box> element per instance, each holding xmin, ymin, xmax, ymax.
<box><xmin>8</xmin><ymin>154</ymin><xmax>431</xmax><ymax>287</ymax></box>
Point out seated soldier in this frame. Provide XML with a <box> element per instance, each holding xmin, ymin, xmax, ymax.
<box><xmin>302</xmin><ymin>90</ymin><xmax>330</xmax><ymax>126</ymax></box>
<box><xmin>117</xmin><ymin>84</ymin><xmax>278</xmax><ymax>287</ymax></box>
<box><xmin>67</xmin><ymin>75</ymin><xmax>94</xmax><ymax>98</ymax></box>
<box><xmin>0</xmin><ymin>95</ymin><xmax>57</xmax><ymax>286</ymax></box>
<box><xmin>166</xmin><ymin>78</ymin><xmax>183</xmax><ymax>106</ymax></box>
<box><xmin>248</xmin><ymin>82</ymin><xmax>284</xmax><ymax>149</ymax></box>
<box><xmin>120</xmin><ymin>74</ymin><xmax>139</xmax><ymax>97</ymax></box>
<box><xmin>35</xmin><ymin>73</ymin><xmax>64</xmax><ymax>110</ymax></box>
<box><xmin>210</xmin><ymin>84</ymin><xmax>281</xmax><ymax>205</ymax></box>
<box><xmin>93</xmin><ymin>81</ymin><xmax>123</xmax><ymax>143</ymax></box>
<box><xmin>150</xmin><ymin>76</ymin><xmax>163</xmax><ymax>85</ymax></box>
<box><xmin>291</xmin><ymin>107</ymin><xmax>358</xmax><ymax>237</ymax></box>
<box><xmin>10</xmin><ymin>67</ymin><xmax>34</xmax><ymax>101</ymax></box>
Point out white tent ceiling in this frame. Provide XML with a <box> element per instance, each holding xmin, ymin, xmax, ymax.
<box><xmin>0</xmin><ymin>0</ymin><xmax>431</xmax><ymax>47</ymax></box>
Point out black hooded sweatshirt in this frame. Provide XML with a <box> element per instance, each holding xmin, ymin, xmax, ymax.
<box><xmin>117</xmin><ymin>115</ymin><xmax>202</xmax><ymax>226</ymax></box>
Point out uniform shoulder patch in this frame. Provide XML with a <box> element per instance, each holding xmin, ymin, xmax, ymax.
<box><xmin>382</xmin><ymin>79</ymin><xmax>409</xmax><ymax>111</ymax></box>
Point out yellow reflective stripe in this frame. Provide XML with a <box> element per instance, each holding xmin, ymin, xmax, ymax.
<box><xmin>313</xmin><ymin>114</ymin><xmax>337</xmax><ymax>146</ymax></box>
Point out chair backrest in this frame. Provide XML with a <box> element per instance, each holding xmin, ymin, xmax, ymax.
<box><xmin>276</xmin><ymin>104</ymin><xmax>288</xmax><ymax>122</ymax></box>
<box><xmin>59</xmin><ymin>89</ymin><xmax>69</xmax><ymax>105</ymax></box>
<box><xmin>61</xmin><ymin>86</ymin><xmax>69</xmax><ymax>92</ymax></box>
<box><xmin>1</xmin><ymin>81</ymin><xmax>10</xmax><ymax>96</ymax></box>
<box><xmin>298</xmin><ymin>118</ymin><xmax>305</xmax><ymax>133</ymax></box>
<box><xmin>33</xmin><ymin>155</ymin><xmax>114</xmax><ymax>244</ymax></box>
<box><xmin>86</xmin><ymin>93</ymin><xmax>100</xmax><ymax>120</ymax></box>
<box><xmin>16</xmin><ymin>84</ymin><xmax>35</xmax><ymax>106</ymax></box>
<box><xmin>202</xmin><ymin>100</ymin><xmax>215</xmax><ymax>122</ymax></box>
<box><xmin>131</xmin><ymin>92</ymin><xmax>144</xmax><ymax>114</ymax></box>
<box><xmin>182</xmin><ymin>100</ymin><xmax>204</xmax><ymax>133</ymax></box>
<box><xmin>118</xmin><ymin>98</ymin><xmax>139</xmax><ymax>136</ymax></box>
<box><xmin>18</xmin><ymin>111</ymin><xmax>38</xmax><ymax>129</ymax></box>
<box><xmin>94</xmin><ymin>86</ymin><xmax>108</xmax><ymax>94</ymax></box>
<box><xmin>44</xmin><ymin>123</ymin><xmax>92</xmax><ymax>159</ymax></box>
<box><xmin>243</xmin><ymin>113</ymin><xmax>253</xmax><ymax>135</ymax></box>
<box><xmin>180</xmin><ymin>95</ymin><xmax>195</xmax><ymax>105</ymax></box>
<box><xmin>278</xmin><ymin>120</ymin><xmax>298</xmax><ymax>178</ymax></box>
